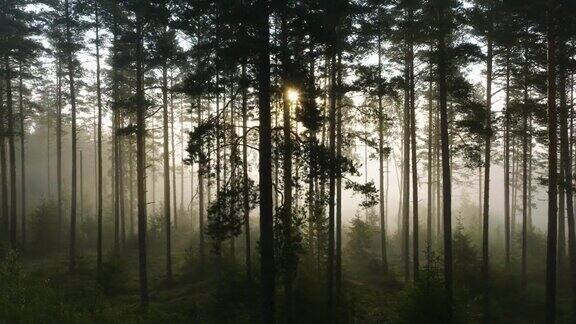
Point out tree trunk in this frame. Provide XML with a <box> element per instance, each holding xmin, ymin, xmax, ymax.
<box><xmin>426</xmin><ymin>56</ymin><xmax>433</xmax><ymax>267</ymax></box>
<box><xmin>378</xmin><ymin>36</ymin><xmax>388</xmax><ymax>272</ymax></box>
<box><xmin>482</xmin><ymin>32</ymin><xmax>493</xmax><ymax>322</ymax></box>
<box><xmin>409</xmin><ymin>40</ymin><xmax>419</xmax><ymax>280</ymax></box>
<box><xmin>257</xmin><ymin>1</ymin><xmax>274</xmax><ymax>321</ymax></box>
<box><xmin>80</xmin><ymin>150</ymin><xmax>83</xmax><ymax>226</ymax></box>
<box><xmin>56</xmin><ymin>58</ymin><xmax>63</xmax><ymax>249</ymax></box>
<box><xmin>197</xmin><ymin>96</ymin><xmax>205</xmax><ymax>268</ymax></box>
<box><xmin>545</xmin><ymin>2</ymin><xmax>558</xmax><ymax>321</ymax></box>
<box><xmin>241</xmin><ymin>62</ymin><xmax>251</xmax><ymax>280</ymax></box>
<box><xmin>65</xmin><ymin>0</ymin><xmax>78</xmax><ymax>272</ymax></box>
<box><xmin>402</xmin><ymin>46</ymin><xmax>411</xmax><ymax>282</ymax></box>
<box><xmin>135</xmin><ymin>12</ymin><xmax>149</xmax><ymax>307</ymax></box>
<box><xmin>504</xmin><ymin>49</ymin><xmax>511</xmax><ymax>270</ymax></box>
<box><xmin>437</xmin><ymin>17</ymin><xmax>453</xmax><ymax>318</ymax></box>
<box><xmin>18</xmin><ymin>62</ymin><xmax>26</xmax><ymax>248</ymax></box>
<box><xmin>170</xmin><ymin>81</ymin><xmax>178</xmax><ymax>230</ymax></box>
<box><xmin>119</xmin><ymin>136</ymin><xmax>126</xmax><ymax>250</ymax></box>
<box><xmin>129</xmin><ymin>138</ymin><xmax>134</xmax><ymax>238</ymax></box>
<box><xmin>95</xmin><ymin>2</ymin><xmax>103</xmax><ymax>274</ymax></box>
<box><xmin>0</xmin><ymin>80</ymin><xmax>8</xmax><ymax>238</ymax></box>
<box><xmin>4</xmin><ymin>56</ymin><xmax>17</xmax><ymax>250</ymax></box>
<box><xmin>336</xmin><ymin>51</ymin><xmax>345</xmax><ymax>298</ymax></box>
<box><xmin>558</xmin><ymin>35</ymin><xmax>576</xmax><ymax>321</ymax></box>
<box><xmin>162</xmin><ymin>64</ymin><xmax>173</xmax><ymax>282</ymax></box>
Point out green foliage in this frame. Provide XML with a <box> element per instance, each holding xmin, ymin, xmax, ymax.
<box><xmin>206</xmin><ymin>176</ymin><xmax>257</xmax><ymax>254</ymax></box>
<box><xmin>346</xmin><ymin>217</ymin><xmax>376</xmax><ymax>269</ymax></box>
<box><xmin>453</xmin><ymin>224</ymin><xmax>481</xmax><ymax>294</ymax></box>
<box><xmin>29</xmin><ymin>200</ymin><xmax>60</xmax><ymax>255</ymax></box>
<box><xmin>98</xmin><ymin>252</ymin><xmax>129</xmax><ymax>296</ymax></box>
<box><xmin>0</xmin><ymin>252</ymin><xmax>106</xmax><ymax>323</ymax></box>
<box><xmin>345</xmin><ymin>180</ymin><xmax>379</xmax><ymax>209</ymax></box>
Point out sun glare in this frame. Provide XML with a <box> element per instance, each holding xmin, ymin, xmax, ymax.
<box><xmin>286</xmin><ymin>88</ymin><xmax>300</xmax><ymax>103</ymax></box>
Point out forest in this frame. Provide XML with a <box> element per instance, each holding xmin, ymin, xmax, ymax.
<box><xmin>0</xmin><ymin>0</ymin><xmax>575</xmax><ymax>323</ymax></box>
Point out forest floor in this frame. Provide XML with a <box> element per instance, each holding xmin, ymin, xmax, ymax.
<box><xmin>1</xmin><ymin>227</ymin><xmax>575</xmax><ymax>323</ymax></box>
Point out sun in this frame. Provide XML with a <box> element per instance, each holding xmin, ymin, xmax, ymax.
<box><xmin>286</xmin><ymin>88</ymin><xmax>300</xmax><ymax>103</ymax></box>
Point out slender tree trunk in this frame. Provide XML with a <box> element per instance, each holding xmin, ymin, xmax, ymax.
<box><xmin>48</xmin><ymin>113</ymin><xmax>52</xmax><ymax>198</ymax></box>
<box><xmin>162</xmin><ymin>64</ymin><xmax>173</xmax><ymax>282</ymax></box>
<box><xmin>170</xmin><ymin>81</ymin><xmax>178</xmax><ymax>230</ymax></box>
<box><xmin>112</xmin><ymin>59</ymin><xmax>120</xmax><ymax>253</ymax></box>
<box><xmin>179</xmin><ymin>100</ymin><xmax>184</xmax><ymax>227</ymax></box>
<box><xmin>65</xmin><ymin>0</ymin><xmax>78</xmax><ymax>271</ymax></box>
<box><xmin>409</xmin><ymin>40</ymin><xmax>419</xmax><ymax>280</ymax></box>
<box><xmin>241</xmin><ymin>63</ymin><xmax>251</xmax><ymax>280</ymax></box>
<box><xmin>5</xmin><ymin>56</ymin><xmax>17</xmax><ymax>250</ymax></box>
<box><xmin>56</xmin><ymin>58</ymin><xmax>63</xmax><ymax>249</ymax></box>
<box><xmin>426</xmin><ymin>57</ymin><xmax>433</xmax><ymax>267</ymax></box>
<box><xmin>18</xmin><ymin>61</ymin><xmax>26</xmax><ymax>248</ymax></box>
<box><xmin>545</xmin><ymin>2</ymin><xmax>558</xmax><ymax>321</ymax></box>
<box><xmin>558</xmin><ymin>35</ymin><xmax>576</xmax><ymax>322</ymax></box>
<box><xmin>435</xmin><ymin>105</ymin><xmax>441</xmax><ymax>240</ymax></box>
<box><xmin>281</xmin><ymin>71</ymin><xmax>294</xmax><ymax>324</ymax></box>
<box><xmin>401</xmin><ymin>45</ymin><xmax>411</xmax><ymax>282</ymax></box>
<box><xmin>0</xmin><ymin>80</ymin><xmax>8</xmax><ymax>238</ymax></box>
<box><xmin>504</xmin><ymin>49</ymin><xmax>511</xmax><ymax>270</ymax></box>
<box><xmin>512</xmin><ymin>141</ymin><xmax>518</xmax><ymax>238</ymax></box>
<box><xmin>438</xmin><ymin>17</ymin><xmax>453</xmax><ymax>319</ymax></box>
<box><xmin>95</xmin><ymin>3</ymin><xmax>103</xmax><ymax>274</ymax></box>
<box><xmin>119</xmin><ymin>137</ymin><xmax>126</xmax><ymax>250</ymax></box>
<box><xmin>336</xmin><ymin>52</ymin><xmax>344</xmax><ymax>299</ymax></box>
<box><xmin>197</xmin><ymin>95</ymin><xmax>205</xmax><ymax>268</ymax></box>
<box><xmin>257</xmin><ymin>1</ymin><xmax>274</xmax><ymax>321</ymax></box>
<box><xmin>521</xmin><ymin>40</ymin><xmax>530</xmax><ymax>294</ymax></box>
<box><xmin>135</xmin><ymin>12</ymin><xmax>149</xmax><ymax>307</ymax></box>
<box><xmin>378</xmin><ymin>36</ymin><xmax>388</xmax><ymax>272</ymax></box>
<box><xmin>482</xmin><ymin>32</ymin><xmax>493</xmax><ymax>323</ymax></box>
<box><xmin>80</xmin><ymin>150</ymin><xmax>83</xmax><ymax>227</ymax></box>
<box><xmin>129</xmin><ymin>138</ymin><xmax>134</xmax><ymax>238</ymax></box>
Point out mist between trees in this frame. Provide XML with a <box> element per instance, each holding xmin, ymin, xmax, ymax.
<box><xmin>0</xmin><ymin>0</ymin><xmax>575</xmax><ymax>323</ymax></box>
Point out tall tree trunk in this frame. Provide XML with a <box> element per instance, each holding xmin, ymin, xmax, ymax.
<box><xmin>179</xmin><ymin>100</ymin><xmax>184</xmax><ymax>227</ymax></box>
<box><xmin>129</xmin><ymin>138</ymin><xmax>134</xmax><ymax>238</ymax></box>
<box><xmin>170</xmin><ymin>82</ymin><xmax>178</xmax><ymax>230</ymax></box>
<box><xmin>482</xmin><ymin>31</ymin><xmax>493</xmax><ymax>323</ymax></box>
<box><xmin>119</xmin><ymin>137</ymin><xmax>126</xmax><ymax>249</ymax></box>
<box><xmin>409</xmin><ymin>40</ymin><xmax>419</xmax><ymax>280</ymax></box>
<box><xmin>0</xmin><ymin>80</ymin><xmax>7</xmax><ymax>238</ymax></box>
<box><xmin>135</xmin><ymin>12</ymin><xmax>149</xmax><ymax>307</ymax></box>
<box><xmin>279</xmin><ymin>8</ymin><xmax>294</xmax><ymax>318</ymax></box>
<box><xmin>162</xmin><ymin>64</ymin><xmax>173</xmax><ymax>282</ymax></box>
<box><xmin>80</xmin><ymin>150</ymin><xmax>83</xmax><ymax>226</ymax></box>
<box><xmin>336</xmin><ymin>51</ymin><xmax>344</xmax><ymax>298</ymax></box>
<box><xmin>65</xmin><ymin>0</ymin><xmax>78</xmax><ymax>271</ymax></box>
<box><xmin>426</xmin><ymin>57</ymin><xmax>433</xmax><ymax>267</ymax></box>
<box><xmin>504</xmin><ymin>49</ymin><xmax>511</xmax><ymax>270</ymax></box>
<box><xmin>257</xmin><ymin>1</ymin><xmax>274</xmax><ymax>321</ymax></box>
<box><xmin>241</xmin><ymin>62</ymin><xmax>251</xmax><ymax>280</ymax></box>
<box><xmin>95</xmin><ymin>2</ymin><xmax>103</xmax><ymax>274</ymax></box>
<box><xmin>558</xmin><ymin>35</ymin><xmax>576</xmax><ymax>322</ymax></box>
<box><xmin>48</xmin><ymin>113</ymin><xmax>52</xmax><ymax>198</ymax></box>
<box><xmin>56</xmin><ymin>58</ymin><xmax>63</xmax><ymax>249</ymax></box>
<box><xmin>327</xmin><ymin>40</ymin><xmax>338</xmax><ymax>318</ymax></box>
<box><xmin>378</xmin><ymin>36</ymin><xmax>388</xmax><ymax>272</ymax></box>
<box><xmin>197</xmin><ymin>96</ymin><xmax>205</xmax><ymax>268</ymax></box>
<box><xmin>521</xmin><ymin>40</ymin><xmax>530</xmax><ymax>293</ymax></box>
<box><xmin>435</xmin><ymin>105</ymin><xmax>441</xmax><ymax>239</ymax></box>
<box><xmin>437</xmin><ymin>16</ymin><xmax>453</xmax><ymax>319</ymax></box>
<box><xmin>5</xmin><ymin>56</ymin><xmax>17</xmax><ymax>250</ymax></box>
<box><xmin>18</xmin><ymin>61</ymin><xmax>26</xmax><ymax>248</ymax></box>
<box><xmin>402</xmin><ymin>46</ymin><xmax>411</xmax><ymax>282</ymax></box>
<box><xmin>545</xmin><ymin>2</ymin><xmax>558</xmax><ymax>321</ymax></box>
